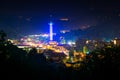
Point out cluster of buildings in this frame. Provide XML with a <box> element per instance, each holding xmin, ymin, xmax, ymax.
<box><xmin>6</xmin><ymin>18</ymin><xmax>120</xmax><ymax>68</ymax></box>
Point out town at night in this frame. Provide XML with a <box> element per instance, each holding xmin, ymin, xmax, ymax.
<box><xmin>0</xmin><ymin>0</ymin><xmax>120</xmax><ymax>80</ymax></box>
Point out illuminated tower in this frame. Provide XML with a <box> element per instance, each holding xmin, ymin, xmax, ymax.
<box><xmin>49</xmin><ymin>22</ymin><xmax>53</xmax><ymax>41</ymax></box>
<box><xmin>49</xmin><ymin>15</ymin><xmax>53</xmax><ymax>41</ymax></box>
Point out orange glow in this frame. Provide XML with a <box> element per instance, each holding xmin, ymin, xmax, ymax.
<box><xmin>60</xmin><ymin>18</ymin><xmax>69</xmax><ymax>21</ymax></box>
<box><xmin>113</xmin><ymin>40</ymin><xmax>116</xmax><ymax>45</ymax></box>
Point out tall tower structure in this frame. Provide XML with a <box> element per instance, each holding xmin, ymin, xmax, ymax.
<box><xmin>49</xmin><ymin>15</ymin><xmax>53</xmax><ymax>41</ymax></box>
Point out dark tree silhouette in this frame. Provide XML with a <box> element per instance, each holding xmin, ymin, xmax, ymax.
<box><xmin>0</xmin><ymin>30</ymin><xmax>7</xmax><ymax>42</ymax></box>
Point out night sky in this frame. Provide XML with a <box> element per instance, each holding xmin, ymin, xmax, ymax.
<box><xmin>0</xmin><ymin>0</ymin><xmax>120</xmax><ymax>38</ymax></box>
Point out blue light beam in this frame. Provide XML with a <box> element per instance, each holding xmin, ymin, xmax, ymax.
<box><xmin>49</xmin><ymin>22</ymin><xmax>53</xmax><ymax>41</ymax></box>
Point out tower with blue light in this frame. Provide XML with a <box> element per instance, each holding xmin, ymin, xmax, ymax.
<box><xmin>49</xmin><ymin>15</ymin><xmax>53</xmax><ymax>41</ymax></box>
<box><xmin>49</xmin><ymin>22</ymin><xmax>53</xmax><ymax>41</ymax></box>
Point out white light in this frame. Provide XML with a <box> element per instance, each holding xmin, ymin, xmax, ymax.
<box><xmin>42</xmin><ymin>34</ymin><xmax>49</xmax><ymax>37</ymax></box>
<box><xmin>68</xmin><ymin>41</ymin><xmax>72</xmax><ymax>45</ymax></box>
<box><xmin>67</xmin><ymin>41</ymin><xmax>75</xmax><ymax>45</ymax></box>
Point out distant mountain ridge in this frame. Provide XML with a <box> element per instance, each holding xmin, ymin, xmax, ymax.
<box><xmin>59</xmin><ymin>16</ymin><xmax>120</xmax><ymax>40</ymax></box>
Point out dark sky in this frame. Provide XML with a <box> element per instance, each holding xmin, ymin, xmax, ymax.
<box><xmin>0</xmin><ymin>0</ymin><xmax>120</xmax><ymax>38</ymax></box>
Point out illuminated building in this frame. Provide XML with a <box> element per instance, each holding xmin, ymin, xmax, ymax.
<box><xmin>83</xmin><ymin>46</ymin><xmax>88</xmax><ymax>54</ymax></box>
<box><xmin>113</xmin><ymin>39</ymin><xmax>120</xmax><ymax>46</ymax></box>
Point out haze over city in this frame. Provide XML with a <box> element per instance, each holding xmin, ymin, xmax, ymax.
<box><xmin>0</xmin><ymin>0</ymin><xmax>120</xmax><ymax>39</ymax></box>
